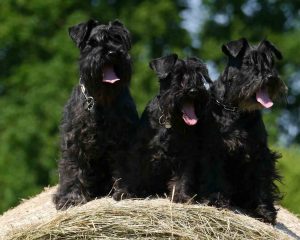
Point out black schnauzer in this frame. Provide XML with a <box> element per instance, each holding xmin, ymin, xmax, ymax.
<box><xmin>113</xmin><ymin>54</ymin><xmax>212</xmax><ymax>203</ymax></box>
<box><xmin>53</xmin><ymin>19</ymin><xmax>139</xmax><ymax>210</ymax></box>
<box><xmin>211</xmin><ymin>38</ymin><xmax>287</xmax><ymax>224</ymax></box>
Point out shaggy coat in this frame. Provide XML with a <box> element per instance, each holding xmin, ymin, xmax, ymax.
<box><xmin>53</xmin><ymin>19</ymin><xmax>138</xmax><ymax>210</ymax></box>
<box><xmin>210</xmin><ymin>38</ymin><xmax>286</xmax><ymax>224</ymax></box>
<box><xmin>113</xmin><ymin>54</ymin><xmax>212</xmax><ymax>203</ymax></box>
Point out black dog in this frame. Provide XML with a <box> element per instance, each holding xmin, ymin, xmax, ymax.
<box><xmin>113</xmin><ymin>54</ymin><xmax>212</xmax><ymax>203</ymax></box>
<box><xmin>53</xmin><ymin>19</ymin><xmax>139</xmax><ymax>210</ymax></box>
<box><xmin>210</xmin><ymin>38</ymin><xmax>287</xmax><ymax>224</ymax></box>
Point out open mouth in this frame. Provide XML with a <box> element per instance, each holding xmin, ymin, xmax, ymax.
<box><xmin>102</xmin><ymin>65</ymin><xmax>120</xmax><ymax>84</ymax></box>
<box><xmin>182</xmin><ymin>101</ymin><xmax>198</xmax><ymax>126</ymax></box>
<box><xmin>256</xmin><ymin>88</ymin><xmax>273</xmax><ymax>108</ymax></box>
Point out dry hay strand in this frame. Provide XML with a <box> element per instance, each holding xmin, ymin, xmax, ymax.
<box><xmin>0</xmin><ymin>186</ymin><xmax>299</xmax><ymax>240</ymax></box>
<box><xmin>5</xmin><ymin>193</ymin><xmax>291</xmax><ymax>240</ymax></box>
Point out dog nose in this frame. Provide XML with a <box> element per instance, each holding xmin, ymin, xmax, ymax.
<box><xmin>189</xmin><ymin>88</ymin><xmax>198</xmax><ymax>96</ymax></box>
<box><xmin>266</xmin><ymin>74</ymin><xmax>278</xmax><ymax>82</ymax></box>
<box><xmin>266</xmin><ymin>73</ymin><xmax>272</xmax><ymax>79</ymax></box>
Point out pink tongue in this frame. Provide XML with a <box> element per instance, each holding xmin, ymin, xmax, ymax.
<box><xmin>102</xmin><ymin>66</ymin><xmax>120</xmax><ymax>84</ymax></box>
<box><xmin>256</xmin><ymin>89</ymin><xmax>273</xmax><ymax>108</ymax></box>
<box><xmin>182</xmin><ymin>102</ymin><xmax>198</xmax><ymax>126</ymax></box>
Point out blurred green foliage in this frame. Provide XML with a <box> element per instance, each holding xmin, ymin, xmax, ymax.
<box><xmin>276</xmin><ymin>146</ymin><xmax>300</xmax><ymax>214</ymax></box>
<box><xmin>0</xmin><ymin>0</ymin><xmax>299</xmax><ymax>215</ymax></box>
<box><xmin>199</xmin><ymin>0</ymin><xmax>300</xmax><ymax>144</ymax></box>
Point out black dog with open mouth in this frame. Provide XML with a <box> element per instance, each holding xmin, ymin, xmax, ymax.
<box><xmin>113</xmin><ymin>54</ymin><xmax>212</xmax><ymax>203</ymax></box>
<box><xmin>53</xmin><ymin>19</ymin><xmax>139</xmax><ymax>210</ymax></box>
<box><xmin>211</xmin><ymin>38</ymin><xmax>287</xmax><ymax>224</ymax></box>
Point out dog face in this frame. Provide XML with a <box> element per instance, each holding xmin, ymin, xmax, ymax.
<box><xmin>69</xmin><ymin>19</ymin><xmax>132</xmax><ymax>99</ymax></box>
<box><xmin>149</xmin><ymin>54</ymin><xmax>211</xmax><ymax>127</ymax></box>
<box><xmin>219</xmin><ymin>38</ymin><xmax>287</xmax><ymax>111</ymax></box>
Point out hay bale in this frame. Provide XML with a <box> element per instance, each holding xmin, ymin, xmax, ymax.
<box><xmin>0</xmin><ymin>187</ymin><xmax>299</xmax><ymax>239</ymax></box>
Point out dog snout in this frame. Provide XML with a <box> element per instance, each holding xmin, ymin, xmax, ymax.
<box><xmin>266</xmin><ymin>74</ymin><xmax>279</xmax><ymax>83</ymax></box>
<box><xmin>107</xmin><ymin>49</ymin><xmax>125</xmax><ymax>57</ymax></box>
<box><xmin>106</xmin><ymin>50</ymin><xmax>118</xmax><ymax>62</ymax></box>
<box><xmin>188</xmin><ymin>88</ymin><xmax>199</xmax><ymax>97</ymax></box>
<box><xmin>107</xmin><ymin>51</ymin><xmax>115</xmax><ymax>57</ymax></box>
<box><xmin>118</xmin><ymin>49</ymin><xmax>125</xmax><ymax>54</ymax></box>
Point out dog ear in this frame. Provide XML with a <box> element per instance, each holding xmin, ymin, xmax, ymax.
<box><xmin>149</xmin><ymin>54</ymin><xmax>178</xmax><ymax>79</ymax></box>
<box><xmin>258</xmin><ymin>40</ymin><xmax>283</xmax><ymax>60</ymax></box>
<box><xmin>111</xmin><ymin>19</ymin><xmax>124</xmax><ymax>27</ymax></box>
<box><xmin>68</xmin><ymin>19</ymin><xmax>99</xmax><ymax>49</ymax></box>
<box><xmin>222</xmin><ymin>38</ymin><xmax>250</xmax><ymax>58</ymax></box>
<box><xmin>187</xmin><ymin>57</ymin><xmax>204</xmax><ymax>65</ymax></box>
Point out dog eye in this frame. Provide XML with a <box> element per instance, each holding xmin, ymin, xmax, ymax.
<box><xmin>113</xmin><ymin>35</ymin><xmax>123</xmax><ymax>44</ymax></box>
<box><xmin>88</xmin><ymin>39</ymin><xmax>98</xmax><ymax>47</ymax></box>
<box><xmin>203</xmin><ymin>81</ymin><xmax>210</xmax><ymax>90</ymax></box>
<box><xmin>243</xmin><ymin>59</ymin><xmax>250</xmax><ymax>65</ymax></box>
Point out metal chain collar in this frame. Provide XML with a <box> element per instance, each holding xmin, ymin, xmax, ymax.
<box><xmin>214</xmin><ymin>99</ymin><xmax>239</xmax><ymax>112</ymax></box>
<box><xmin>79</xmin><ymin>78</ymin><xmax>95</xmax><ymax>111</ymax></box>
<box><xmin>158</xmin><ymin>101</ymin><xmax>172</xmax><ymax>129</ymax></box>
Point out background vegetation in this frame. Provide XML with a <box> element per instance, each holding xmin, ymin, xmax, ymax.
<box><xmin>0</xmin><ymin>0</ymin><xmax>299</xmax><ymax>214</ymax></box>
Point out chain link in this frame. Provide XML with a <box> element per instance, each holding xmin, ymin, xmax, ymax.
<box><xmin>79</xmin><ymin>82</ymin><xmax>95</xmax><ymax>111</ymax></box>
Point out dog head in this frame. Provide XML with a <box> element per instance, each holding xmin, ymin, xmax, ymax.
<box><xmin>215</xmin><ymin>38</ymin><xmax>287</xmax><ymax>111</ymax></box>
<box><xmin>149</xmin><ymin>54</ymin><xmax>212</xmax><ymax>127</ymax></box>
<box><xmin>69</xmin><ymin>19</ymin><xmax>132</xmax><ymax>100</ymax></box>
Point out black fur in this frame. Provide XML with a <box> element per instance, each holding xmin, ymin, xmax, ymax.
<box><xmin>113</xmin><ymin>54</ymin><xmax>212</xmax><ymax>203</ymax></box>
<box><xmin>210</xmin><ymin>38</ymin><xmax>287</xmax><ymax>224</ymax></box>
<box><xmin>53</xmin><ymin>19</ymin><xmax>138</xmax><ymax>210</ymax></box>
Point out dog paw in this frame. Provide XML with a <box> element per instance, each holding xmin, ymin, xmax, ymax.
<box><xmin>255</xmin><ymin>204</ymin><xmax>277</xmax><ymax>225</ymax></box>
<box><xmin>171</xmin><ymin>192</ymin><xmax>194</xmax><ymax>204</ymax></box>
<box><xmin>53</xmin><ymin>192</ymin><xmax>88</xmax><ymax>210</ymax></box>
<box><xmin>208</xmin><ymin>192</ymin><xmax>230</xmax><ymax>208</ymax></box>
<box><xmin>112</xmin><ymin>189</ymin><xmax>132</xmax><ymax>201</ymax></box>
